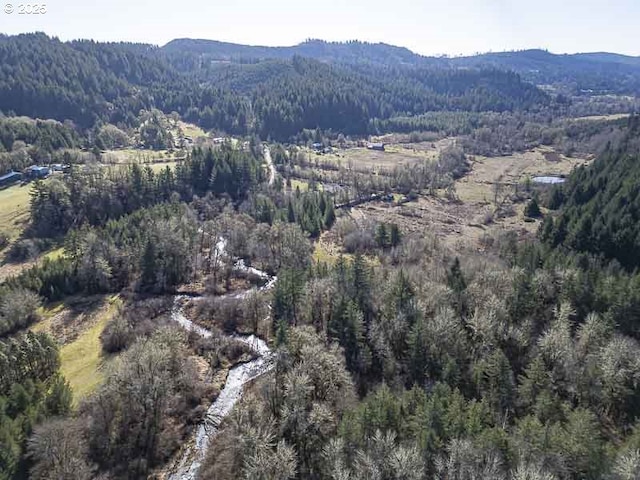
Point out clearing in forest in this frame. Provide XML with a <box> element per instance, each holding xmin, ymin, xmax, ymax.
<box><xmin>456</xmin><ymin>147</ymin><xmax>589</xmax><ymax>203</ymax></box>
<box><xmin>343</xmin><ymin>147</ymin><xmax>590</xmax><ymax>253</ymax></box>
<box><xmin>33</xmin><ymin>295</ymin><xmax>120</xmax><ymax>405</ymax></box>
<box><xmin>303</xmin><ymin>144</ymin><xmax>436</xmax><ymax>172</ymax></box>
<box><xmin>177</xmin><ymin>121</ymin><xmax>208</xmax><ymax>139</ymax></box>
<box><xmin>101</xmin><ymin>148</ymin><xmax>184</xmax><ymax>165</ymax></box>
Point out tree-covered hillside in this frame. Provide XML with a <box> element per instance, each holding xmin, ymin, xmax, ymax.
<box><xmin>0</xmin><ymin>33</ymin><xmax>174</xmax><ymax>127</ymax></box>
<box><xmin>542</xmin><ymin>115</ymin><xmax>640</xmax><ymax>268</ymax></box>
<box><xmin>161</xmin><ymin>39</ymin><xmax>640</xmax><ymax>94</ymax></box>
<box><xmin>453</xmin><ymin>49</ymin><xmax>640</xmax><ymax>95</ymax></box>
<box><xmin>5</xmin><ymin>33</ymin><xmax>639</xmax><ymax>142</ymax></box>
<box><xmin>0</xmin><ymin>33</ymin><xmax>549</xmax><ymax>140</ymax></box>
<box><xmin>163</xmin><ymin>38</ymin><xmax>425</xmax><ymax>65</ymax></box>
<box><xmin>198</xmin><ymin>57</ymin><xmax>547</xmax><ymax>139</ymax></box>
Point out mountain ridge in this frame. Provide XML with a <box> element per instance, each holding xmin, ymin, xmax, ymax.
<box><xmin>161</xmin><ymin>38</ymin><xmax>640</xmax><ymax>65</ymax></box>
<box><xmin>160</xmin><ymin>38</ymin><xmax>640</xmax><ymax>94</ymax></box>
<box><xmin>162</xmin><ymin>38</ymin><xmax>427</xmax><ymax>66</ymax></box>
<box><xmin>0</xmin><ymin>33</ymin><xmax>547</xmax><ymax>138</ymax></box>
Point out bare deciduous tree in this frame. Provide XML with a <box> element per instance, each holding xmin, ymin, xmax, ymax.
<box><xmin>28</xmin><ymin>417</ymin><xmax>95</xmax><ymax>480</ymax></box>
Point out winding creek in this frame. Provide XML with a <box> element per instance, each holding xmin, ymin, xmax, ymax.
<box><xmin>168</xmin><ymin>142</ymin><xmax>278</xmax><ymax>478</ymax></box>
<box><xmin>168</xmin><ymin>252</ymin><xmax>277</xmax><ymax>479</ymax></box>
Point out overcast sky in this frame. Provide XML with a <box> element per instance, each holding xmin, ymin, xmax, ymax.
<box><xmin>1</xmin><ymin>0</ymin><xmax>639</xmax><ymax>56</ymax></box>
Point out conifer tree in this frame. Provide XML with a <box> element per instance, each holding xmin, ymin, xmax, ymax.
<box><xmin>140</xmin><ymin>239</ymin><xmax>157</xmax><ymax>291</ymax></box>
<box><xmin>524</xmin><ymin>197</ymin><xmax>542</xmax><ymax>218</ymax></box>
<box><xmin>447</xmin><ymin>257</ymin><xmax>467</xmax><ymax>316</ymax></box>
<box><xmin>389</xmin><ymin>223</ymin><xmax>402</xmax><ymax>247</ymax></box>
<box><xmin>323</xmin><ymin>200</ymin><xmax>336</xmax><ymax>228</ymax></box>
<box><xmin>375</xmin><ymin>223</ymin><xmax>389</xmax><ymax>248</ymax></box>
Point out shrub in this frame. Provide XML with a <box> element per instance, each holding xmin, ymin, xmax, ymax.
<box><xmin>0</xmin><ymin>232</ymin><xmax>9</xmax><ymax>250</ymax></box>
<box><xmin>0</xmin><ymin>288</ymin><xmax>42</xmax><ymax>336</ymax></box>
<box><xmin>8</xmin><ymin>238</ymin><xmax>40</xmax><ymax>261</ymax></box>
<box><xmin>101</xmin><ymin>314</ymin><xmax>134</xmax><ymax>353</ymax></box>
<box><xmin>344</xmin><ymin>230</ymin><xmax>376</xmax><ymax>254</ymax></box>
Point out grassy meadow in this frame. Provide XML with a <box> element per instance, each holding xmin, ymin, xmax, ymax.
<box><xmin>0</xmin><ymin>183</ymin><xmax>32</xmax><ymax>240</ymax></box>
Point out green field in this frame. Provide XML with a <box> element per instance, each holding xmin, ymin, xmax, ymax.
<box><xmin>60</xmin><ymin>297</ymin><xmax>119</xmax><ymax>405</ymax></box>
<box><xmin>300</xmin><ymin>145</ymin><xmax>435</xmax><ymax>173</ymax></box>
<box><xmin>0</xmin><ymin>183</ymin><xmax>32</xmax><ymax>240</ymax></box>
<box><xmin>32</xmin><ymin>295</ymin><xmax>120</xmax><ymax>405</ymax></box>
<box><xmin>44</xmin><ymin>247</ymin><xmax>65</xmax><ymax>261</ymax></box>
<box><xmin>60</xmin><ymin>308</ymin><xmax>110</xmax><ymax>405</ymax></box>
<box><xmin>290</xmin><ymin>178</ymin><xmax>310</xmax><ymax>192</ymax></box>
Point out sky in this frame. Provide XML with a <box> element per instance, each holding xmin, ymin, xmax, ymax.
<box><xmin>0</xmin><ymin>0</ymin><xmax>639</xmax><ymax>56</ymax></box>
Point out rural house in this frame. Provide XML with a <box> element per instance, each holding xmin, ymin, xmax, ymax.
<box><xmin>25</xmin><ymin>165</ymin><xmax>51</xmax><ymax>179</ymax></box>
<box><xmin>0</xmin><ymin>171</ymin><xmax>22</xmax><ymax>187</ymax></box>
<box><xmin>367</xmin><ymin>142</ymin><xmax>386</xmax><ymax>151</ymax></box>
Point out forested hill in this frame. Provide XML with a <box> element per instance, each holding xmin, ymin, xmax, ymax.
<box><xmin>163</xmin><ymin>39</ymin><xmax>640</xmax><ymax>94</ymax></box>
<box><xmin>0</xmin><ymin>33</ymin><xmax>549</xmax><ymax>140</ymax></box>
<box><xmin>0</xmin><ymin>33</ymin><xmax>187</xmax><ymax>127</ymax></box>
<box><xmin>163</xmin><ymin>38</ymin><xmax>422</xmax><ymax>66</ymax></box>
<box><xmin>452</xmin><ymin>49</ymin><xmax>640</xmax><ymax>94</ymax></box>
<box><xmin>542</xmin><ymin>115</ymin><xmax>640</xmax><ymax>269</ymax></box>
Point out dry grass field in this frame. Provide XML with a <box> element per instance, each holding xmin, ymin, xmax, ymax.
<box><xmin>301</xmin><ymin>144</ymin><xmax>438</xmax><ymax>172</ymax></box>
<box><xmin>177</xmin><ymin>121</ymin><xmax>208</xmax><ymax>139</ymax></box>
<box><xmin>456</xmin><ymin>147</ymin><xmax>589</xmax><ymax>204</ymax></box>
<box><xmin>101</xmin><ymin>148</ymin><xmax>182</xmax><ymax>165</ymax></box>
<box><xmin>339</xmin><ymin>146</ymin><xmax>590</xmax><ymax>254</ymax></box>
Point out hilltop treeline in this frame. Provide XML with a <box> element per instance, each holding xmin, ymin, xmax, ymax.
<box><xmin>0</xmin><ymin>33</ymin><xmax>179</xmax><ymax>127</ymax></box>
<box><xmin>0</xmin><ymin>33</ymin><xmax>548</xmax><ymax>141</ymax></box>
